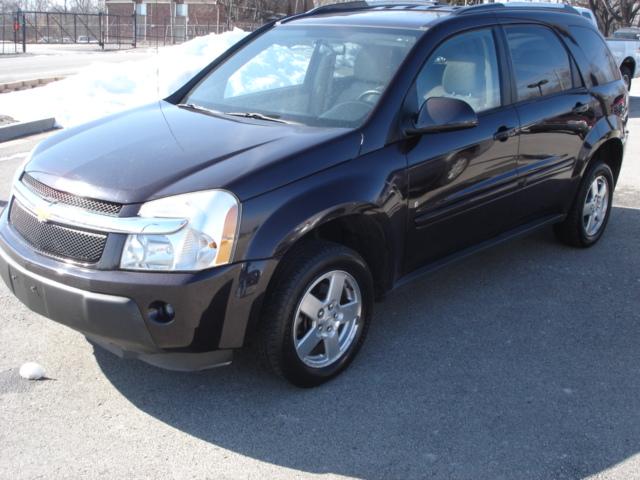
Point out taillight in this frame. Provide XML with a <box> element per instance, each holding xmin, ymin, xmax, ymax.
<box><xmin>612</xmin><ymin>95</ymin><xmax>627</xmax><ymax>117</ymax></box>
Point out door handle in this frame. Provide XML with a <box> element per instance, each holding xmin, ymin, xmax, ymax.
<box><xmin>572</xmin><ymin>102</ymin><xmax>590</xmax><ymax>114</ymax></box>
<box><xmin>494</xmin><ymin>126</ymin><xmax>517</xmax><ymax>142</ymax></box>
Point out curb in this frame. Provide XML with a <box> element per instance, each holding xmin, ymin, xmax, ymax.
<box><xmin>0</xmin><ymin>118</ymin><xmax>57</xmax><ymax>143</ymax></box>
<box><xmin>0</xmin><ymin>77</ymin><xmax>65</xmax><ymax>94</ymax></box>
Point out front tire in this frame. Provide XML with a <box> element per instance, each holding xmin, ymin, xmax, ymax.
<box><xmin>258</xmin><ymin>240</ymin><xmax>373</xmax><ymax>387</ymax></box>
<box><xmin>554</xmin><ymin>161</ymin><xmax>614</xmax><ymax>248</ymax></box>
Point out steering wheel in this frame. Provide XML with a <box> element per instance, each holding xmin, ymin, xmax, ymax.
<box><xmin>357</xmin><ymin>90</ymin><xmax>383</xmax><ymax>103</ymax></box>
<box><xmin>319</xmin><ymin>100</ymin><xmax>372</xmax><ymax>121</ymax></box>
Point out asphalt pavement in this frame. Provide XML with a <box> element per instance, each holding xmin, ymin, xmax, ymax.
<box><xmin>0</xmin><ymin>92</ymin><xmax>639</xmax><ymax>480</ymax></box>
<box><xmin>0</xmin><ymin>46</ymin><xmax>156</xmax><ymax>84</ymax></box>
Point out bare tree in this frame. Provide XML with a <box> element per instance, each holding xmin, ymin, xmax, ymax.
<box><xmin>574</xmin><ymin>0</ymin><xmax>640</xmax><ymax>35</ymax></box>
<box><xmin>601</xmin><ymin>0</ymin><xmax>640</xmax><ymax>28</ymax></box>
<box><xmin>67</xmin><ymin>0</ymin><xmax>100</xmax><ymax>14</ymax></box>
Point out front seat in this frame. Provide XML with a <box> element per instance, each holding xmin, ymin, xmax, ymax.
<box><xmin>335</xmin><ymin>46</ymin><xmax>397</xmax><ymax>104</ymax></box>
<box><xmin>425</xmin><ymin>54</ymin><xmax>486</xmax><ymax>112</ymax></box>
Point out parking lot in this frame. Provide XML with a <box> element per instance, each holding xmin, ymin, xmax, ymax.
<box><xmin>0</xmin><ymin>90</ymin><xmax>639</xmax><ymax>479</ymax></box>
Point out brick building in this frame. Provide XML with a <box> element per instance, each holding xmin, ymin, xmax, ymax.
<box><xmin>105</xmin><ymin>0</ymin><xmax>314</xmax><ymax>41</ymax></box>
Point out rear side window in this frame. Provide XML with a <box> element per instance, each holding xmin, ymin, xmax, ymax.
<box><xmin>569</xmin><ymin>26</ymin><xmax>621</xmax><ymax>85</ymax></box>
<box><xmin>505</xmin><ymin>25</ymin><xmax>573</xmax><ymax>102</ymax></box>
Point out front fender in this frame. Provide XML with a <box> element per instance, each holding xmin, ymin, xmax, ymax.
<box><xmin>235</xmin><ymin>144</ymin><xmax>408</xmax><ymax>268</ymax></box>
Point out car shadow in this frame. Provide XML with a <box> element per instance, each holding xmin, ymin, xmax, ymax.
<box><xmin>96</xmin><ymin>205</ymin><xmax>640</xmax><ymax>479</ymax></box>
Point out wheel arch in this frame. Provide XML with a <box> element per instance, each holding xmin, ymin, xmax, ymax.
<box><xmin>581</xmin><ymin>136</ymin><xmax>624</xmax><ymax>185</ymax></box>
<box><xmin>621</xmin><ymin>56</ymin><xmax>636</xmax><ymax>77</ymax></box>
<box><xmin>242</xmin><ymin>206</ymin><xmax>399</xmax><ymax>344</ymax></box>
<box><xmin>576</xmin><ymin>113</ymin><xmax>625</xmax><ymax>185</ymax></box>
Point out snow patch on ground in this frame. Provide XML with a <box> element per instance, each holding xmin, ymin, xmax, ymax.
<box><xmin>0</xmin><ymin>29</ymin><xmax>248</xmax><ymax>128</ymax></box>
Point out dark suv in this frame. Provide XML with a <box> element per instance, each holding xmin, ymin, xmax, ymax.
<box><xmin>0</xmin><ymin>2</ymin><xmax>628</xmax><ymax>386</ymax></box>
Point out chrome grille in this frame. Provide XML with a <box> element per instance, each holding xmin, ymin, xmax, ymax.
<box><xmin>9</xmin><ymin>200</ymin><xmax>107</xmax><ymax>263</ymax></box>
<box><xmin>22</xmin><ymin>174</ymin><xmax>122</xmax><ymax>216</ymax></box>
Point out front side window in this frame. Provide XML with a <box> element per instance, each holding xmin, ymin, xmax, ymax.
<box><xmin>414</xmin><ymin>28</ymin><xmax>501</xmax><ymax>113</ymax></box>
<box><xmin>185</xmin><ymin>26</ymin><xmax>420</xmax><ymax>128</ymax></box>
<box><xmin>505</xmin><ymin>25</ymin><xmax>573</xmax><ymax>102</ymax></box>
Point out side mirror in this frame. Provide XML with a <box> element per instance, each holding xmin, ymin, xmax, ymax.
<box><xmin>406</xmin><ymin>96</ymin><xmax>478</xmax><ymax>135</ymax></box>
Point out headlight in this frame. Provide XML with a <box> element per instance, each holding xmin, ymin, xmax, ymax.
<box><xmin>120</xmin><ymin>190</ymin><xmax>240</xmax><ymax>272</ymax></box>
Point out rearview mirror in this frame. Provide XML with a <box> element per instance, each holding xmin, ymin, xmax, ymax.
<box><xmin>406</xmin><ymin>97</ymin><xmax>478</xmax><ymax>135</ymax></box>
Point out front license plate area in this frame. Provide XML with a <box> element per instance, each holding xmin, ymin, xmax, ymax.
<box><xmin>8</xmin><ymin>265</ymin><xmax>48</xmax><ymax>317</ymax></box>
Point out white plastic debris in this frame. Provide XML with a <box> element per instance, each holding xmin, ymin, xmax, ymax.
<box><xmin>19</xmin><ymin>362</ymin><xmax>45</xmax><ymax>380</ymax></box>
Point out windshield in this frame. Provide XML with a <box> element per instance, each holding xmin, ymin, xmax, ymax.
<box><xmin>183</xmin><ymin>25</ymin><xmax>420</xmax><ymax>128</ymax></box>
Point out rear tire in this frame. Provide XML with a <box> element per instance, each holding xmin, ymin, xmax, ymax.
<box><xmin>554</xmin><ymin>161</ymin><xmax>614</xmax><ymax>248</ymax></box>
<box><xmin>258</xmin><ymin>240</ymin><xmax>374</xmax><ymax>387</ymax></box>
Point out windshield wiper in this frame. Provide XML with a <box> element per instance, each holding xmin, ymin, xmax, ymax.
<box><xmin>176</xmin><ymin>103</ymin><xmax>227</xmax><ymax>118</ymax></box>
<box><xmin>178</xmin><ymin>104</ymin><xmax>297</xmax><ymax>125</ymax></box>
<box><xmin>225</xmin><ymin>112</ymin><xmax>295</xmax><ymax>124</ymax></box>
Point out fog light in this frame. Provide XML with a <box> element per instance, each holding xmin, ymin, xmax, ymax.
<box><xmin>148</xmin><ymin>301</ymin><xmax>175</xmax><ymax>324</ymax></box>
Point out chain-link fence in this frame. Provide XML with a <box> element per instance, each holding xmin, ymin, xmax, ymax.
<box><xmin>0</xmin><ymin>13</ymin><xmax>20</xmax><ymax>54</ymax></box>
<box><xmin>1</xmin><ymin>10</ymin><xmax>260</xmax><ymax>54</ymax></box>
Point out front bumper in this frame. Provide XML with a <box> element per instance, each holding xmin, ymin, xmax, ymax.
<box><xmin>0</xmin><ymin>209</ymin><xmax>277</xmax><ymax>371</ymax></box>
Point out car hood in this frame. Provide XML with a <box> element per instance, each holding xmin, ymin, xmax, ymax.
<box><xmin>25</xmin><ymin>101</ymin><xmax>362</xmax><ymax>204</ymax></box>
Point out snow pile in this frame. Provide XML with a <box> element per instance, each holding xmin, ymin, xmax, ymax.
<box><xmin>0</xmin><ymin>29</ymin><xmax>248</xmax><ymax>127</ymax></box>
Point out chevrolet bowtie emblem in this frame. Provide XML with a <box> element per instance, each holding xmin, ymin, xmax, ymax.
<box><xmin>34</xmin><ymin>204</ymin><xmax>53</xmax><ymax>223</ymax></box>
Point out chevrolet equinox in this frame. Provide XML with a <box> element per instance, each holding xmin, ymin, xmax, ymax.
<box><xmin>0</xmin><ymin>1</ymin><xmax>628</xmax><ymax>386</ymax></box>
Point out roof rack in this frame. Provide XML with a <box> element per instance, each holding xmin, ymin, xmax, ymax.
<box><xmin>455</xmin><ymin>2</ymin><xmax>579</xmax><ymax>16</ymax></box>
<box><xmin>280</xmin><ymin>1</ymin><xmax>452</xmax><ymax>24</ymax></box>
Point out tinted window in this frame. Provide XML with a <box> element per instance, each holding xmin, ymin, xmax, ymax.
<box><xmin>570</xmin><ymin>26</ymin><xmax>621</xmax><ymax>85</ymax></box>
<box><xmin>506</xmin><ymin>26</ymin><xmax>573</xmax><ymax>102</ymax></box>
<box><xmin>414</xmin><ymin>29</ymin><xmax>501</xmax><ymax>113</ymax></box>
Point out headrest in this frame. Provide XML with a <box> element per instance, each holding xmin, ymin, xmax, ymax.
<box><xmin>442</xmin><ymin>56</ymin><xmax>483</xmax><ymax>95</ymax></box>
<box><xmin>353</xmin><ymin>46</ymin><xmax>395</xmax><ymax>83</ymax></box>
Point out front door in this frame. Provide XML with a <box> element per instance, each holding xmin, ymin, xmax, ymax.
<box><xmin>404</xmin><ymin>27</ymin><xmax>521</xmax><ymax>273</ymax></box>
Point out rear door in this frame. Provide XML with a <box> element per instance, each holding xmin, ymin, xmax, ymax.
<box><xmin>404</xmin><ymin>27</ymin><xmax>521</xmax><ymax>272</ymax></box>
<box><xmin>501</xmin><ymin>23</ymin><xmax>595</xmax><ymax>223</ymax></box>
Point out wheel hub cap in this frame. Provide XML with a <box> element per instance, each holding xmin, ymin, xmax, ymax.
<box><xmin>582</xmin><ymin>175</ymin><xmax>609</xmax><ymax>237</ymax></box>
<box><xmin>293</xmin><ymin>270</ymin><xmax>362</xmax><ymax>368</ymax></box>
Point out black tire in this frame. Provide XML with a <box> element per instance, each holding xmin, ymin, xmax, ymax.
<box><xmin>258</xmin><ymin>240</ymin><xmax>373</xmax><ymax>387</ymax></box>
<box><xmin>621</xmin><ymin>66</ymin><xmax>632</xmax><ymax>91</ymax></box>
<box><xmin>554</xmin><ymin>161</ymin><xmax>614</xmax><ymax>248</ymax></box>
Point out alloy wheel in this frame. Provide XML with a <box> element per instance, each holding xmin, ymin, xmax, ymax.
<box><xmin>583</xmin><ymin>174</ymin><xmax>609</xmax><ymax>237</ymax></box>
<box><xmin>292</xmin><ymin>270</ymin><xmax>362</xmax><ymax>368</ymax></box>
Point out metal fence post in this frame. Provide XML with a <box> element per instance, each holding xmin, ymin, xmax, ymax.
<box><xmin>13</xmin><ymin>12</ymin><xmax>18</xmax><ymax>52</ymax></box>
<box><xmin>133</xmin><ymin>13</ymin><xmax>137</xmax><ymax>47</ymax></box>
<box><xmin>98</xmin><ymin>12</ymin><xmax>104</xmax><ymax>49</ymax></box>
<box><xmin>21</xmin><ymin>10</ymin><xmax>26</xmax><ymax>53</ymax></box>
<box><xmin>73</xmin><ymin>13</ymin><xmax>77</xmax><ymax>42</ymax></box>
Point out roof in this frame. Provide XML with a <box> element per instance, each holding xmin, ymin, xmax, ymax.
<box><xmin>281</xmin><ymin>1</ymin><xmax>582</xmax><ymax>30</ymax></box>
